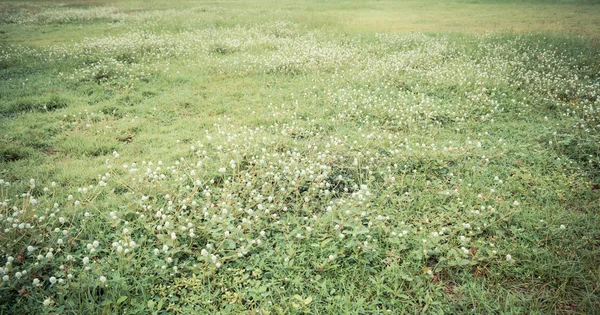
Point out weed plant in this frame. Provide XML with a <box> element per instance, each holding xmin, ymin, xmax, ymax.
<box><xmin>0</xmin><ymin>1</ymin><xmax>599</xmax><ymax>313</ymax></box>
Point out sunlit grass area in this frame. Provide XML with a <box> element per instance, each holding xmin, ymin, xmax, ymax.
<box><xmin>1</xmin><ymin>0</ymin><xmax>599</xmax><ymax>313</ymax></box>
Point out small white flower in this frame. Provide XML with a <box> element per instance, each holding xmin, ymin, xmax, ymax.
<box><xmin>506</xmin><ymin>254</ymin><xmax>512</xmax><ymax>262</ymax></box>
<box><xmin>559</xmin><ymin>225</ymin><xmax>566</xmax><ymax>230</ymax></box>
<box><xmin>99</xmin><ymin>275</ymin><xmax>107</xmax><ymax>283</ymax></box>
<box><xmin>82</xmin><ymin>257</ymin><xmax>89</xmax><ymax>265</ymax></box>
<box><xmin>43</xmin><ymin>298</ymin><xmax>51</xmax><ymax>306</ymax></box>
<box><xmin>329</xmin><ymin>255</ymin><xmax>335</xmax><ymax>261</ymax></box>
<box><xmin>33</xmin><ymin>278</ymin><xmax>40</xmax><ymax>286</ymax></box>
<box><xmin>49</xmin><ymin>276</ymin><xmax>57</xmax><ymax>284</ymax></box>
<box><xmin>513</xmin><ymin>201</ymin><xmax>519</xmax><ymax>206</ymax></box>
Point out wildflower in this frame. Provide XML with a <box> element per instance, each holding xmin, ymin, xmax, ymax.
<box><xmin>49</xmin><ymin>277</ymin><xmax>57</xmax><ymax>284</ymax></box>
<box><xmin>559</xmin><ymin>225</ymin><xmax>566</xmax><ymax>230</ymax></box>
<box><xmin>506</xmin><ymin>254</ymin><xmax>512</xmax><ymax>262</ymax></box>
<box><xmin>43</xmin><ymin>298</ymin><xmax>51</xmax><ymax>306</ymax></box>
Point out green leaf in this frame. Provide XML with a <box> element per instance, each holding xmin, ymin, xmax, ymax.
<box><xmin>304</xmin><ymin>296</ymin><xmax>313</xmax><ymax>305</ymax></box>
<box><xmin>117</xmin><ymin>296</ymin><xmax>128</xmax><ymax>305</ymax></box>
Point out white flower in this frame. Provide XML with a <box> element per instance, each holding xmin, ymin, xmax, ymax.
<box><xmin>513</xmin><ymin>200</ymin><xmax>519</xmax><ymax>206</ymax></box>
<box><xmin>329</xmin><ymin>255</ymin><xmax>335</xmax><ymax>261</ymax></box>
<box><xmin>33</xmin><ymin>278</ymin><xmax>40</xmax><ymax>286</ymax></box>
<box><xmin>83</xmin><ymin>257</ymin><xmax>89</xmax><ymax>265</ymax></box>
<box><xmin>506</xmin><ymin>254</ymin><xmax>512</xmax><ymax>262</ymax></box>
<box><xmin>49</xmin><ymin>276</ymin><xmax>57</xmax><ymax>284</ymax></box>
<box><xmin>559</xmin><ymin>225</ymin><xmax>566</xmax><ymax>230</ymax></box>
<box><xmin>43</xmin><ymin>298</ymin><xmax>51</xmax><ymax>306</ymax></box>
<box><xmin>99</xmin><ymin>276</ymin><xmax>107</xmax><ymax>283</ymax></box>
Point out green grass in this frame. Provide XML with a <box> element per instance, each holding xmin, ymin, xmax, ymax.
<box><xmin>1</xmin><ymin>0</ymin><xmax>600</xmax><ymax>314</ymax></box>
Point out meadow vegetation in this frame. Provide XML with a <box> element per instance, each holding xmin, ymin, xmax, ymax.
<box><xmin>1</xmin><ymin>0</ymin><xmax>599</xmax><ymax>313</ymax></box>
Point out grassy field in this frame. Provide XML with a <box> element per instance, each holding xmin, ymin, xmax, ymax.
<box><xmin>1</xmin><ymin>0</ymin><xmax>600</xmax><ymax>313</ymax></box>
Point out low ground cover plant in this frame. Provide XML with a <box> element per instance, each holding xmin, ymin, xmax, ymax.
<box><xmin>1</xmin><ymin>1</ymin><xmax>599</xmax><ymax>313</ymax></box>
